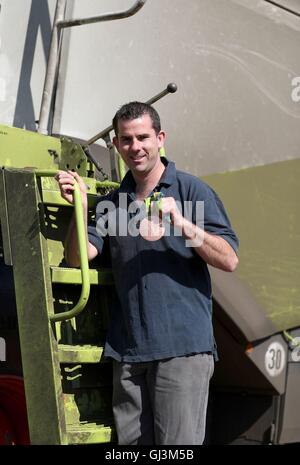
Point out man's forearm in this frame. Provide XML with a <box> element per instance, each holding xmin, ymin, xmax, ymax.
<box><xmin>55</xmin><ymin>170</ymin><xmax>98</xmax><ymax>266</ymax></box>
<box><xmin>64</xmin><ymin>203</ymin><xmax>97</xmax><ymax>267</ymax></box>
<box><xmin>180</xmin><ymin>217</ymin><xmax>238</xmax><ymax>272</ymax></box>
<box><xmin>160</xmin><ymin>197</ymin><xmax>238</xmax><ymax>272</ymax></box>
<box><xmin>64</xmin><ymin>213</ymin><xmax>81</xmax><ymax>267</ymax></box>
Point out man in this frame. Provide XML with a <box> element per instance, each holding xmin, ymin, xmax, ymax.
<box><xmin>56</xmin><ymin>102</ymin><xmax>239</xmax><ymax>445</ymax></box>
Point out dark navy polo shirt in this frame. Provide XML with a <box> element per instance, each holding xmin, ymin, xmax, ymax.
<box><xmin>88</xmin><ymin>158</ymin><xmax>239</xmax><ymax>362</ymax></box>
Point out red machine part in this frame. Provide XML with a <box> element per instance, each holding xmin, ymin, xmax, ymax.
<box><xmin>0</xmin><ymin>375</ymin><xmax>30</xmax><ymax>445</ymax></box>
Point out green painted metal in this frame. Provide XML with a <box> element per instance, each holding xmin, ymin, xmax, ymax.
<box><xmin>60</xmin><ymin>137</ymin><xmax>88</xmax><ymax>177</ymax></box>
<box><xmin>3</xmin><ymin>168</ymin><xmax>68</xmax><ymax>444</ymax></box>
<box><xmin>0</xmin><ymin>124</ymin><xmax>61</xmax><ymax>169</ymax></box>
<box><xmin>202</xmin><ymin>158</ymin><xmax>300</xmax><ymax>332</ymax></box>
<box><xmin>51</xmin><ymin>267</ymin><xmax>113</xmax><ymax>285</ymax></box>
<box><xmin>117</xmin><ymin>154</ymin><xmax>126</xmax><ymax>181</ymax></box>
<box><xmin>159</xmin><ymin>147</ymin><xmax>166</xmax><ymax>157</ymax></box>
<box><xmin>41</xmin><ymin>178</ymin><xmax>114</xmax><ymax>209</ymax></box>
<box><xmin>0</xmin><ymin>170</ymin><xmax>12</xmax><ymax>265</ymax></box>
<box><xmin>66</xmin><ymin>423</ymin><xmax>114</xmax><ymax>444</ymax></box>
<box><xmin>95</xmin><ymin>180</ymin><xmax>120</xmax><ymax>191</ymax></box>
<box><xmin>35</xmin><ymin>171</ymin><xmax>91</xmax><ymax>323</ymax></box>
<box><xmin>35</xmin><ymin>169</ymin><xmax>60</xmax><ymax>177</ymax></box>
<box><xmin>39</xmin><ymin>176</ymin><xmax>99</xmax><ymax>268</ymax></box>
<box><xmin>63</xmin><ymin>389</ymin><xmax>112</xmax><ymax>425</ymax></box>
<box><xmin>0</xmin><ymin>129</ymin><xmax>118</xmax><ymax>445</ymax></box>
<box><xmin>50</xmin><ymin>182</ymin><xmax>90</xmax><ymax>322</ymax></box>
<box><xmin>58</xmin><ymin>344</ymin><xmax>104</xmax><ymax>363</ymax></box>
<box><xmin>42</xmin><ymin>189</ymin><xmax>70</xmax><ymax>207</ymax></box>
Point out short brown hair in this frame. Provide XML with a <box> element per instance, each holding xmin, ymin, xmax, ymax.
<box><xmin>112</xmin><ymin>101</ymin><xmax>161</xmax><ymax>136</ymax></box>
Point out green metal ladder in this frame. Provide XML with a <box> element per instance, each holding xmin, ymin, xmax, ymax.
<box><xmin>1</xmin><ymin>167</ymin><xmax>117</xmax><ymax>444</ymax></box>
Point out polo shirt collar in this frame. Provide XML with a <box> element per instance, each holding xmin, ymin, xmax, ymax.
<box><xmin>119</xmin><ymin>157</ymin><xmax>177</xmax><ymax>195</ymax></box>
<box><xmin>159</xmin><ymin>157</ymin><xmax>176</xmax><ymax>187</ymax></box>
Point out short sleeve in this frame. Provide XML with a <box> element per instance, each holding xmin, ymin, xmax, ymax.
<box><xmin>87</xmin><ymin>191</ymin><xmax>116</xmax><ymax>255</ymax></box>
<box><xmin>203</xmin><ymin>193</ymin><xmax>239</xmax><ymax>254</ymax></box>
<box><xmin>88</xmin><ymin>223</ymin><xmax>104</xmax><ymax>255</ymax></box>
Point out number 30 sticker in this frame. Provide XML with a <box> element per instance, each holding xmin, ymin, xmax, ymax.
<box><xmin>265</xmin><ymin>342</ymin><xmax>286</xmax><ymax>377</ymax></box>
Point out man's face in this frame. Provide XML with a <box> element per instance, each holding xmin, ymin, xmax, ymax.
<box><xmin>113</xmin><ymin>114</ymin><xmax>165</xmax><ymax>176</ymax></box>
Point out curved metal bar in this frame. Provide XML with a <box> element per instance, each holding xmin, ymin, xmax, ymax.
<box><xmin>264</xmin><ymin>1</ymin><xmax>300</xmax><ymax>18</ymax></box>
<box><xmin>95</xmin><ymin>180</ymin><xmax>120</xmax><ymax>190</ymax></box>
<box><xmin>86</xmin><ymin>82</ymin><xmax>178</xmax><ymax>145</ymax></box>
<box><xmin>117</xmin><ymin>153</ymin><xmax>127</xmax><ymax>181</ymax></box>
<box><xmin>85</xmin><ymin>81</ymin><xmax>177</xmax><ymax>182</ymax></box>
<box><xmin>57</xmin><ymin>0</ymin><xmax>147</xmax><ymax>29</ymax></box>
<box><xmin>38</xmin><ymin>0</ymin><xmax>147</xmax><ymax>135</ymax></box>
<box><xmin>37</xmin><ymin>0</ymin><xmax>67</xmax><ymax>135</ymax></box>
<box><xmin>35</xmin><ymin>170</ymin><xmax>90</xmax><ymax>322</ymax></box>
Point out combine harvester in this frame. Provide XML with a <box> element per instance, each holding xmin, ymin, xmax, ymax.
<box><xmin>0</xmin><ymin>0</ymin><xmax>299</xmax><ymax>444</ymax></box>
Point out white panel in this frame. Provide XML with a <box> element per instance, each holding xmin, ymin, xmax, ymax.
<box><xmin>52</xmin><ymin>0</ymin><xmax>300</xmax><ymax>175</ymax></box>
<box><xmin>0</xmin><ymin>0</ymin><xmax>56</xmax><ymax>128</ymax></box>
<box><xmin>1</xmin><ymin>1</ymin><xmax>300</xmax><ymax>175</ymax></box>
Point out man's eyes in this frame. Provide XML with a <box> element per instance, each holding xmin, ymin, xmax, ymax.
<box><xmin>121</xmin><ymin>135</ymin><xmax>149</xmax><ymax>143</ymax></box>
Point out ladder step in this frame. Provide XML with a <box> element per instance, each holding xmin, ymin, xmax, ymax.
<box><xmin>42</xmin><ymin>190</ymin><xmax>71</xmax><ymax>207</ymax></box>
<box><xmin>58</xmin><ymin>344</ymin><xmax>105</xmax><ymax>363</ymax></box>
<box><xmin>66</xmin><ymin>422</ymin><xmax>115</xmax><ymax>444</ymax></box>
<box><xmin>51</xmin><ymin>267</ymin><xmax>114</xmax><ymax>285</ymax></box>
<box><xmin>41</xmin><ymin>180</ymin><xmax>99</xmax><ymax>208</ymax></box>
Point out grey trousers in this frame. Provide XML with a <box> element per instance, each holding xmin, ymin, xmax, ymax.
<box><xmin>112</xmin><ymin>353</ymin><xmax>214</xmax><ymax>445</ymax></box>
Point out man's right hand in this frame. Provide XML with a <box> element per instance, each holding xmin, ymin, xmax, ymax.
<box><xmin>55</xmin><ymin>170</ymin><xmax>98</xmax><ymax>266</ymax></box>
<box><xmin>55</xmin><ymin>170</ymin><xmax>87</xmax><ymax>206</ymax></box>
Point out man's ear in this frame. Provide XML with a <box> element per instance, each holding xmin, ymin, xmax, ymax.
<box><xmin>113</xmin><ymin>136</ymin><xmax>119</xmax><ymax>151</ymax></box>
<box><xmin>157</xmin><ymin>131</ymin><xmax>166</xmax><ymax>149</ymax></box>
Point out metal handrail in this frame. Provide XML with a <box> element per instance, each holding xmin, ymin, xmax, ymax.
<box><xmin>86</xmin><ymin>83</ymin><xmax>178</xmax><ymax>145</ymax></box>
<box><xmin>35</xmin><ymin>170</ymin><xmax>90</xmax><ymax>322</ymax></box>
<box><xmin>38</xmin><ymin>0</ymin><xmax>67</xmax><ymax>135</ymax></box>
<box><xmin>96</xmin><ymin>180</ymin><xmax>120</xmax><ymax>190</ymax></box>
<box><xmin>264</xmin><ymin>1</ymin><xmax>300</xmax><ymax>18</ymax></box>
<box><xmin>57</xmin><ymin>0</ymin><xmax>147</xmax><ymax>28</ymax></box>
<box><xmin>85</xmin><ymin>82</ymin><xmax>177</xmax><ymax>182</ymax></box>
<box><xmin>38</xmin><ymin>0</ymin><xmax>148</xmax><ymax>135</ymax></box>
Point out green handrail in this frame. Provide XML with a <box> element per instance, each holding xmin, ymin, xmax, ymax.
<box><xmin>117</xmin><ymin>155</ymin><xmax>126</xmax><ymax>181</ymax></box>
<box><xmin>95</xmin><ymin>180</ymin><xmax>120</xmax><ymax>190</ymax></box>
<box><xmin>35</xmin><ymin>170</ymin><xmax>90</xmax><ymax>322</ymax></box>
